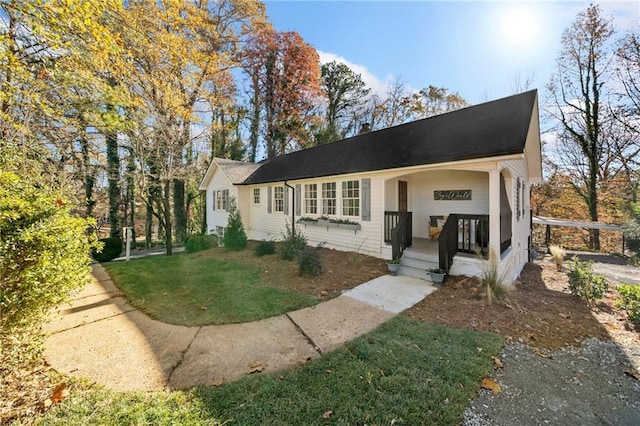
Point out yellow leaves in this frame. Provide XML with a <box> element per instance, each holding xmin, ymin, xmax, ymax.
<box><xmin>481</xmin><ymin>378</ymin><xmax>502</xmax><ymax>395</ymax></box>
<box><xmin>248</xmin><ymin>361</ymin><xmax>265</xmax><ymax>374</ymax></box>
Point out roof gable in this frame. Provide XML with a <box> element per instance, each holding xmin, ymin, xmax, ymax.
<box><xmin>244</xmin><ymin>90</ymin><xmax>539</xmax><ymax>185</ymax></box>
<box><xmin>198</xmin><ymin>157</ymin><xmax>260</xmax><ymax>190</ymax></box>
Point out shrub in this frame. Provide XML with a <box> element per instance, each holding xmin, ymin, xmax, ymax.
<box><xmin>223</xmin><ymin>197</ymin><xmax>247</xmax><ymax>251</ymax></box>
<box><xmin>92</xmin><ymin>237</ymin><xmax>123</xmax><ymax>262</ymax></box>
<box><xmin>255</xmin><ymin>240</ymin><xmax>276</xmax><ymax>256</ymax></box>
<box><xmin>616</xmin><ymin>285</ymin><xmax>640</xmax><ymax>327</ymax></box>
<box><xmin>566</xmin><ymin>257</ymin><xmax>609</xmax><ymax>304</ymax></box>
<box><xmin>0</xmin><ymin>170</ymin><xmax>95</xmax><ymax>369</ymax></box>
<box><xmin>298</xmin><ymin>247</ymin><xmax>322</xmax><ymax>277</ymax></box>
<box><xmin>279</xmin><ymin>223</ymin><xmax>307</xmax><ymax>261</ymax></box>
<box><xmin>184</xmin><ymin>234</ymin><xmax>217</xmax><ymax>253</ymax></box>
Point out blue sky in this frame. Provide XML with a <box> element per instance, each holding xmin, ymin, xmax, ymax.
<box><xmin>263</xmin><ymin>0</ymin><xmax>640</xmax><ymax>105</ymax></box>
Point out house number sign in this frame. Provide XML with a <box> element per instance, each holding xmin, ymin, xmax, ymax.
<box><xmin>434</xmin><ymin>190</ymin><xmax>472</xmax><ymax>201</ymax></box>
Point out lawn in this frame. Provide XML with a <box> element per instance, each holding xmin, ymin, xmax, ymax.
<box><xmin>37</xmin><ymin>317</ymin><xmax>504</xmax><ymax>425</ymax></box>
<box><xmin>103</xmin><ymin>251</ymin><xmax>318</xmax><ymax>326</ymax></box>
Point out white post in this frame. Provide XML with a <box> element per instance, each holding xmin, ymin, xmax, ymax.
<box><xmin>125</xmin><ymin>227</ymin><xmax>131</xmax><ymax>261</ymax></box>
<box><xmin>488</xmin><ymin>170</ymin><xmax>501</xmax><ymax>262</ymax></box>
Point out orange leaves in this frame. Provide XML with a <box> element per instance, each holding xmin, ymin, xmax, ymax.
<box><xmin>248</xmin><ymin>361</ymin><xmax>265</xmax><ymax>374</ymax></box>
<box><xmin>43</xmin><ymin>382</ymin><xmax>69</xmax><ymax>408</ymax></box>
<box><xmin>481</xmin><ymin>378</ymin><xmax>502</xmax><ymax>395</ymax></box>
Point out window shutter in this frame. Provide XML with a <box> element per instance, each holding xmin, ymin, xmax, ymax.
<box><xmin>295</xmin><ymin>184</ymin><xmax>301</xmax><ymax>216</ymax></box>
<box><xmin>267</xmin><ymin>186</ymin><xmax>272</xmax><ymax>213</ymax></box>
<box><xmin>284</xmin><ymin>186</ymin><xmax>289</xmax><ymax>215</ymax></box>
<box><xmin>212</xmin><ymin>190</ymin><xmax>216</xmax><ymax>211</ymax></box>
<box><xmin>361</xmin><ymin>178</ymin><xmax>371</xmax><ymax>221</ymax></box>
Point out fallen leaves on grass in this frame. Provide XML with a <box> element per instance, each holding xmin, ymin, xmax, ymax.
<box><xmin>212</xmin><ymin>377</ymin><xmax>224</xmax><ymax>387</ymax></box>
<box><xmin>43</xmin><ymin>383</ymin><xmax>69</xmax><ymax>408</ymax></box>
<box><xmin>248</xmin><ymin>362</ymin><xmax>265</xmax><ymax>374</ymax></box>
<box><xmin>481</xmin><ymin>378</ymin><xmax>502</xmax><ymax>395</ymax></box>
<box><xmin>322</xmin><ymin>410</ymin><xmax>333</xmax><ymax>419</ymax></box>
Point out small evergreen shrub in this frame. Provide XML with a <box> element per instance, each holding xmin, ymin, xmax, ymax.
<box><xmin>255</xmin><ymin>240</ymin><xmax>276</xmax><ymax>256</ymax></box>
<box><xmin>184</xmin><ymin>234</ymin><xmax>217</xmax><ymax>253</ymax></box>
<box><xmin>616</xmin><ymin>285</ymin><xmax>640</xmax><ymax>327</ymax></box>
<box><xmin>92</xmin><ymin>237</ymin><xmax>123</xmax><ymax>262</ymax></box>
<box><xmin>298</xmin><ymin>247</ymin><xmax>322</xmax><ymax>277</ymax></box>
<box><xmin>223</xmin><ymin>197</ymin><xmax>247</xmax><ymax>251</ymax></box>
<box><xmin>279</xmin><ymin>223</ymin><xmax>307</xmax><ymax>261</ymax></box>
<box><xmin>566</xmin><ymin>257</ymin><xmax>609</xmax><ymax>304</ymax></box>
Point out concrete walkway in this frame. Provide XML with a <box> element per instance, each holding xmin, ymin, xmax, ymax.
<box><xmin>44</xmin><ymin>264</ymin><xmax>437</xmax><ymax>391</ymax></box>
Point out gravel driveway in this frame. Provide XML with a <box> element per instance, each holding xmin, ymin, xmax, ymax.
<box><xmin>464</xmin><ymin>255</ymin><xmax>640</xmax><ymax>425</ymax></box>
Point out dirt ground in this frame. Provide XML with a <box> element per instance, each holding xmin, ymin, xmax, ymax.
<box><xmin>406</xmin><ymin>261</ymin><xmax>639</xmax><ymax>350</ymax></box>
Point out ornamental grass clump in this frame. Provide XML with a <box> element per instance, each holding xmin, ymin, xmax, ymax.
<box><xmin>548</xmin><ymin>245</ymin><xmax>566</xmax><ymax>270</ymax></box>
<box><xmin>481</xmin><ymin>252</ymin><xmax>513</xmax><ymax>305</ymax></box>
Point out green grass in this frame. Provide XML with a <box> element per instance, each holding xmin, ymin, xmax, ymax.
<box><xmin>37</xmin><ymin>318</ymin><xmax>504</xmax><ymax>425</ymax></box>
<box><xmin>103</xmin><ymin>253</ymin><xmax>317</xmax><ymax>326</ymax></box>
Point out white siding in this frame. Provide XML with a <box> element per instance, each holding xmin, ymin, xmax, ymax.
<box><xmin>407</xmin><ymin>170</ymin><xmax>489</xmax><ymax>238</ymax></box>
<box><xmin>205</xmin><ymin>168</ymin><xmax>238</xmax><ymax>235</ymax></box>
<box><xmin>498</xmin><ymin>158</ymin><xmax>530</xmax><ymax>281</ymax></box>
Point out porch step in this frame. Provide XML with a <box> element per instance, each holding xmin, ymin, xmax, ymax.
<box><xmin>402</xmin><ymin>247</ymin><xmax>438</xmax><ymax>263</ymax></box>
<box><xmin>398</xmin><ymin>252</ymin><xmax>439</xmax><ymax>282</ymax></box>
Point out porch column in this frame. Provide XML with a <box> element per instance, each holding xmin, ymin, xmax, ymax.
<box><xmin>488</xmin><ymin>170</ymin><xmax>501</xmax><ymax>261</ymax></box>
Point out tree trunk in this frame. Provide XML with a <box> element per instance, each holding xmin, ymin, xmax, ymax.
<box><xmin>106</xmin><ymin>106</ymin><xmax>121</xmax><ymax>240</ymax></box>
<box><xmin>80</xmin><ymin>136</ymin><xmax>95</xmax><ymax>218</ymax></box>
<box><xmin>145</xmin><ymin>198</ymin><xmax>153</xmax><ymax>249</ymax></box>
<box><xmin>126</xmin><ymin>153</ymin><xmax>136</xmax><ymax>247</ymax></box>
<box><xmin>173</xmin><ymin>178</ymin><xmax>186</xmax><ymax>242</ymax></box>
<box><xmin>164</xmin><ymin>179</ymin><xmax>173</xmax><ymax>256</ymax></box>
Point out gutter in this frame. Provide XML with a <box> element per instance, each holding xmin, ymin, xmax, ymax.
<box><xmin>284</xmin><ymin>181</ymin><xmax>295</xmax><ymax>232</ymax></box>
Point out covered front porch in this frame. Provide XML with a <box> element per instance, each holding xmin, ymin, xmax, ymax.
<box><xmin>381</xmin><ymin>167</ymin><xmax>515</xmax><ymax>277</ymax></box>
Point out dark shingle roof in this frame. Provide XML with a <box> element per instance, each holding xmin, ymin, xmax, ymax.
<box><xmin>243</xmin><ymin>90</ymin><xmax>537</xmax><ymax>185</ymax></box>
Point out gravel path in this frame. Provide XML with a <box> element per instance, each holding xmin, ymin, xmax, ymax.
<box><xmin>463</xmin><ymin>339</ymin><xmax>640</xmax><ymax>426</ymax></box>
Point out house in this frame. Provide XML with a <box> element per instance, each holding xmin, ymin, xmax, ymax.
<box><xmin>199</xmin><ymin>90</ymin><xmax>542</xmax><ymax>281</ymax></box>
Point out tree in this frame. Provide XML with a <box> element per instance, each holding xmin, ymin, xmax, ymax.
<box><xmin>117</xmin><ymin>0</ymin><xmax>265</xmax><ymax>254</ymax></box>
<box><xmin>223</xmin><ymin>197</ymin><xmax>247</xmax><ymax>251</ymax></box>
<box><xmin>244</xmin><ymin>29</ymin><xmax>321</xmax><ymax>159</ymax></box>
<box><xmin>318</xmin><ymin>60</ymin><xmax>370</xmax><ymax>143</ymax></box>
<box><xmin>546</xmin><ymin>4</ymin><xmax>615</xmax><ymax>250</ymax></box>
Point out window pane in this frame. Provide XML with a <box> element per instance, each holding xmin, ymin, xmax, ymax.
<box><xmin>322</xmin><ymin>182</ymin><xmax>336</xmax><ymax>215</ymax></box>
<box><xmin>274</xmin><ymin>186</ymin><xmax>284</xmax><ymax>212</ymax></box>
<box><xmin>253</xmin><ymin>188</ymin><xmax>260</xmax><ymax>204</ymax></box>
<box><xmin>341</xmin><ymin>180</ymin><xmax>359</xmax><ymax>216</ymax></box>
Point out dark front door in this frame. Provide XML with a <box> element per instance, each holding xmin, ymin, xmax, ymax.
<box><xmin>398</xmin><ymin>181</ymin><xmax>408</xmax><ymax>212</ymax></box>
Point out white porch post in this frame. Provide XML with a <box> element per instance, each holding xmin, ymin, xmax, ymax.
<box><xmin>488</xmin><ymin>170</ymin><xmax>501</xmax><ymax>260</ymax></box>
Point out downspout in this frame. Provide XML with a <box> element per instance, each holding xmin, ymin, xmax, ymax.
<box><xmin>284</xmin><ymin>181</ymin><xmax>295</xmax><ymax>236</ymax></box>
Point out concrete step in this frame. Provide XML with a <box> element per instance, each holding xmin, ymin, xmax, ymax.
<box><xmin>402</xmin><ymin>248</ymin><xmax>438</xmax><ymax>263</ymax></box>
<box><xmin>398</xmin><ymin>265</ymin><xmax>429</xmax><ymax>280</ymax></box>
<box><xmin>400</xmin><ymin>256</ymin><xmax>439</xmax><ymax>271</ymax></box>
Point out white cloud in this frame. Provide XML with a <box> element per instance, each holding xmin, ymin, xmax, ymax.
<box><xmin>317</xmin><ymin>50</ymin><xmax>390</xmax><ymax>97</ymax></box>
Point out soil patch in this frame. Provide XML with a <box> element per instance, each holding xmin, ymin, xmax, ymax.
<box><xmin>405</xmin><ymin>261</ymin><xmax>638</xmax><ymax>350</ymax></box>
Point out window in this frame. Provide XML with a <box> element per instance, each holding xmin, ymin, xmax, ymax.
<box><xmin>253</xmin><ymin>188</ymin><xmax>260</xmax><ymax>204</ymax></box>
<box><xmin>216</xmin><ymin>189</ymin><xmax>229</xmax><ymax>211</ymax></box>
<box><xmin>216</xmin><ymin>226</ymin><xmax>225</xmax><ymax>237</ymax></box>
<box><xmin>304</xmin><ymin>184</ymin><xmax>317</xmax><ymax>214</ymax></box>
<box><xmin>322</xmin><ymin>182</ymin><xmax>336</xmax><ymax>215</ymax></box>
<box><xmin>342</xmin><ymin>180</ymin><xmax>359</xmax><ymax>216</ymax></box>
<box><xmin>274</xmin><ymin>186</ymin><xmax>284</xmax><ymax>212</ymax></box>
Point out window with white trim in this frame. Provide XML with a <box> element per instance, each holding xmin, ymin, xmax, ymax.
<box><xmin>216</xmin><ymin>189</ymin><xmax>229</xmax><ymax>211</ymax></box>
<box><xmin>253</xmin><ymin>188</ymin><xmax>260</xmax><ymax>204</ymax></box>
<box><xmin>342</xmin><ymin>180</ymin><xmax>359</xmax><ymax>217</ymax></box>
<box><xmin>274</xmin><ymin>186</ymin><xmax>284</xmax><ymax>212</ymax></box>
<box><xmin>322</xmin><ymin>182</ymin><xmax>336</xmax><ymax>215</ymax></box>
<box><xmin>304</xmin><ymin>184</ymin><xmax>317</xmax><ymax>214</ymax></box>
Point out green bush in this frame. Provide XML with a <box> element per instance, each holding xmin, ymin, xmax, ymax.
<box><xmin>185</xmin><ymin>234</ymin><xmax>217</xmax><ymax>253</ymax></box>
<box><xmin>616</xmin><ymin>285</ymin><xmax>640</xmax><ymax>327</ymax></box>
<box><xmin>223</xmin><ymin>197</ymin><xmax>247</xmax><ymax>251</ymax></box>
<box><xmin>255</xmin><ymin>240</ymin><xmax>276</xmax><ymax>256</ymax></box>
<box><xmin>0</xmin><ymin>170</ymin><xmax>95</xmax><ymax>369</ymax></box>
<box><xmin>279</xmin><ymin>223</ymin><xmax>307</xmax><ymax>261</ymax></box>
<box><xmin>566</xmin><ymin>257</ymin><xmax>609</xmax><ymax>304</ymax></box>
<box><xmin>298</xmin><ymin>247</ymin><xmax>322</xmax><ymax>277</ymax></box>
<box><xmin>92</xmin><ymin>237</ymin><xmax>123</xmax><ymax>262</ymax></box>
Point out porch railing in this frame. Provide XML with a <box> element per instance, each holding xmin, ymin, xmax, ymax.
<box><xmin>438</xmin><ymin>214</ymin><xmax>489</xmax><ymax>272</ymax></box>
<box><xmin>385</xmin><ymin>211</ymin><xmax>412</xmax><ymax>259</ymax></box>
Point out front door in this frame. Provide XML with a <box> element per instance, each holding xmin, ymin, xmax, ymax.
<box><xmin>398</xmin><ymin>181</ymin><xmax>408</xmax><ymax>212</ymax></box>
